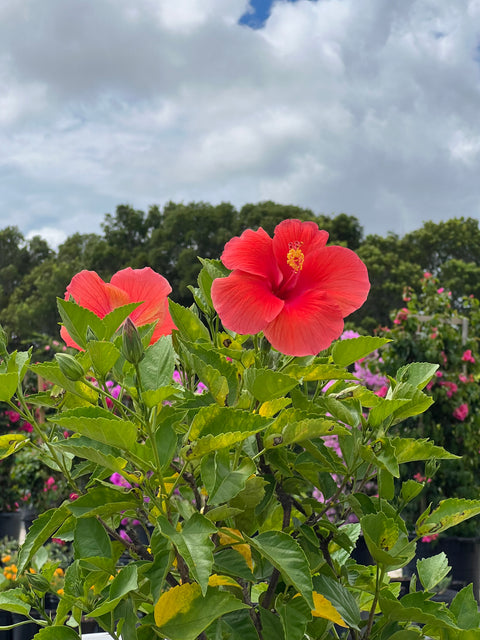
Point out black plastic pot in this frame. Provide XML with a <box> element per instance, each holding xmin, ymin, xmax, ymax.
<box><xmin>0</xmin><ymin>513</ymin><xmax>22</xmax><ymax>541</ymax></box>
<box><xmin>0</xmin><ymin>610</ymin><xmax>12</xmax><ymax>640</ymax></box>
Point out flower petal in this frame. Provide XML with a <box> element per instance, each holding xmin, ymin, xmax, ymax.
<box><xmin>221</xmin><ymin>227</ymin><xmax>282</xmax><ymax>288</ymax></box>
<box><xmin>65</xmin><ymin>270</ymin><xmax>127</xmax><ymax>318</ymax></box>
<box><xmin>60</xmin><ymin>325</ymin><xmax>81</xmax><ymax>350</ymax></box>
<box><xmin>299</xmin><ymin>246</ymin><xmax>370</xmax><ymax>317</ymax></box>
<box><xmin>150</xmin><ymin>298</ymin><xmax>177</xmax><ymax>343</ymax></box>
<box><xmin>264</xmin><ymin>290</ymin><xmax>344</xmax><ymax>356</ymax></box>
<box><xmin>211</xmin><ymin>271</ymin><xmax>284</xmax><ymax>335</ymax></box>
<box><xmin>272</xmin><ymin>219</ymin><xmax>329</xmax><ymax>280</ymax></box>
<box><xmin>110</xmin><ymin>267</ymin><xmax>173</xmax><ymax>327</ymax></box>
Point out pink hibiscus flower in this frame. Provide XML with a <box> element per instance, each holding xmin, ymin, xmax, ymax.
<box><xmin>211</xmin><ymin>219</ymin><xmax>370</xmax><ymax>356</ymax></box>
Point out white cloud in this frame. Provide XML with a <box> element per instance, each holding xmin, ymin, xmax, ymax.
<box><xmin>0</xmin><ymin>0</ymin><xmax>480</xmax><ymax>243</ymax></box>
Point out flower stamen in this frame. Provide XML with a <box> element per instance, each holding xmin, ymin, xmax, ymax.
<box><xmin>287</xmin><ymin>241</ymin><xmax>304</xmax><ymax>273</ymax></box>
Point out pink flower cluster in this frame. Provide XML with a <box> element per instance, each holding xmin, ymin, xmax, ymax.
<box><xmin>438</xmin><ymin>380</ymin><xmax>458</xmax><ymax>398</ymax></box>
<box><xmin>393</xmin><ymin>308</ymin><xmax>409</xmax><ymax>325</ymax></box>
<box><xmin>462</xmin><ymin>349</ymin><xmax>476</xmax><ymax>363</ymax></box>
<box><xmin>452</xmin><ymin>403</ymin><xmax>469</xmax><ymax>421</ymax></box>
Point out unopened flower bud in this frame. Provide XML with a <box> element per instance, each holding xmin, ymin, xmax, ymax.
<box><xmin>122</xmin><ymin>317</ymin><xmax>144</xmax><ymax>364</ymax></box>
<box><xmin>86</xmin><ymin>326</ymin><xmax>99</xmax><ymax>342</ymax></box>
<box><xmin>56</xmin><ymin>353</ymin><xmax>85</xmax><ymax>381</ymax></box>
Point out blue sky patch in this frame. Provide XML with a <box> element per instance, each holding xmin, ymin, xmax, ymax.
<box><xmin>239</xmin><ymin>0</ymin><xmax>313</xmax><ymax>29</ymax></box>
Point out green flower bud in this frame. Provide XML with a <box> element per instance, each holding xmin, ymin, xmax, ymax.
<box><xmin>122</xmin><ymin>317</ymin><xmax>145</xmax><ymax>364</ymax></box>
<box><xmin>56</xmin><ymin>353</ymin><xmax>85</xmax><ymax>381</ymax></box>
<box><xmin>86</xmin><ymin>326</ymin><xmax>99</xmax><ymax>342</ymax></box>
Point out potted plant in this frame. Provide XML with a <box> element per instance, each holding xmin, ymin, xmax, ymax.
<box><xmin>1</xmin><ymin>219</ymin><xmax>480</xmax><ymax>638</ymax></box>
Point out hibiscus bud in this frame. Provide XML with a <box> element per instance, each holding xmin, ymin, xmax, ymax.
<box><xmin>122</xmin><ymin>318</ymin><xmax>144</xmax><ymax>364</ymax></box>
<box><xmin>56</xmin><ymin>353</ymin><xmax>85</xmax><ymax>381</ymax></box>
<box><xmin>86</xmin><ymin>326</ymin><xmax>99</xmax><ymax>342</ymax></box>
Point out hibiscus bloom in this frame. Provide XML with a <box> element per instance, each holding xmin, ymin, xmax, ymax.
<box><xmin>61</xmin><ymin>267</ymin><xmax>175</xmax><ymax>349</ymax></box>
<box><xmin>211</xmin><ymin>219</ymin><xmax>370</xmax><ymax>356</ymax></box>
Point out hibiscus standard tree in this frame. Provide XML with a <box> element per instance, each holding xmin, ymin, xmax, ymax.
<box><xmin>0</xmin><ymin>219</ymin><xmax>480</xmax><ymax>639</ymax></box>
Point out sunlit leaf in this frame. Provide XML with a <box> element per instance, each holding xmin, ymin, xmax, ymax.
<box><xmin>311</xmin><ymin>592</ymin><xmax>347</xmax><ymax>627</ymax></box>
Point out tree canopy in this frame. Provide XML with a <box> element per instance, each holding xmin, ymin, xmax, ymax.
<box><xmin>1</xmin><ymin>204</ymin><xmax>480</xmax><ymax>348</ymax></box>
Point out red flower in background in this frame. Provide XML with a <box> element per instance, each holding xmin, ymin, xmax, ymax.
<box><xmin>211</xmin><ymin>219</ymin><xmax>370</xmax><ymax>356</ymax></box>
<box><xmin>61</xmin><ymin>267</ymin><xmax>175</xmax><ymax>349</ymax></box>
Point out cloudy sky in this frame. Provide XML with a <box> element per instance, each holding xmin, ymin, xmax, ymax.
<box><xmin>1</xmin><ymin>0</ymin><xmax>480</xmax><ymax>248</ymax></box>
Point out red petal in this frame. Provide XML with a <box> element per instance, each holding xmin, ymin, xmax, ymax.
<box><xmin>264</xmin><ymin>290</ymin><xmax>345</xmax><ymax>356</ymax></box>
<box><xmin>221</xmin><ymin>227</ymin><xmax>282</xmax><ymax>288</ymax></box>
<box><xmin>60</xmin><ymin>325</ymin><xmax>82</xmax><ymax>350</ymax></box>
<box><xmin>110</xmin><ymin>267</ymin><xmax>172</xmax><ymax>327</ymax></box>
<box><xmin>273</xmin><ymin>219</ymin><xmax>329</xmax><ymax>281</ymax></box>
<box><xmin>300</xmin><ymin>246</ymin><xmax>370</xmax><ymax>317</ymax></box>
<box><xmin>211</xmin><ymin>271</ymin><xmax>284</xmax><ymax>335</ymax></box>
<box><xmin>150</xmin><ymin>298</ymin><xmax>177</xmax><ymax>344</ymax></box>
<box><xmin>65</xmin><ymin>271</ymin><xmax>124</xmax><ymax>318</ymax></box>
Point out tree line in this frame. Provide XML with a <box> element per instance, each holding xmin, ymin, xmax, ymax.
<box><xmin>2</xmin><ymin>201</ymin><xmax>480</xmax><ymax>347</ymax></box>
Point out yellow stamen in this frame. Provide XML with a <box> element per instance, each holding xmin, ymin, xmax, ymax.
<box><xmin>286</xmin><ymin>241</ymin><xmax>304</xmax><ymax>273</ymax></box>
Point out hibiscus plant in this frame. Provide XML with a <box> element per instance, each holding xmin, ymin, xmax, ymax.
<box><xmin>0</xmin><ymin>219</ymin><xmax>480</xmax><ymax>639</ymax></box>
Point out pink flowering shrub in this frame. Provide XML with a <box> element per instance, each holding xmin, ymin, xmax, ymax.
<box><xmin>378</xmin><ymin>273</ymin><xmax>480</xmax><ymax>535</ymax></box>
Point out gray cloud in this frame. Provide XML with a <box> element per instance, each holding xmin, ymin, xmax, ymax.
<box><xmin>1</xmin><ymin>0</ymin><xmax>480</xmax><ymax>247</ymax></box>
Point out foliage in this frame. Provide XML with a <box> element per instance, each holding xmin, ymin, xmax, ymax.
<box><xmin>0</xmin><ymin>233</ymin><xmax>478</xmax><ymax>639</ymax></box>
<box><xmin>377</xmin><ymin>272</ymin><xmax>480</xmax><ymax>536</ymax></box>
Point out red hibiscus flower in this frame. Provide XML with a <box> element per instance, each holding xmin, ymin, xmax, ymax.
<box><xmin>61</xmin><ymin>267</ymin><xmax>175</xmax><ymax>349</ymax></box>
<box><xmin>211</xmin><ymin>219</ymin><xmax>370</xmax><ymax>356</ymax></box>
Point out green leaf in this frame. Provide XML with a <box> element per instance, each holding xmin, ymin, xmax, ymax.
<box><xmin>378</xmin><ymin>591</ymin><xmax>458</xmax><ymax>629</ymax></box>
<box><xmin>332</xmin><ymin>336</ymin><xmax>391</xmax><ymax>367</ymax></box>
<box><xmin>57</xmin><ymin>298</ymin><xmax>105</xmax><ymax>348</ymax></box>
<box><xmin>396</xmin><ymin>362</ymin><xmax>439</xmax><ymax>390</ymax></box>
<box><xmin>361</xmin><ymin>513</ymin><xmax>416</xmax><ymax>568</ymax></box>
<box><xmin>51</xmin><ymin>406</ymin><xmax>137</xmax><ymax>450</ymax></box>
<box><xmin>0</xmin><ymin>588</ymin><xmax>31</xmax><ymax>615</ymax></box>
<box><xmin>185</xmin><ymin>432</ymin><xmax>257</xmax><ymax>459</ymax></box>
<box><xmin>391</xmin><ymin>437</ymin><xmax>459</xmax><ymax>463</ymax></box>
<box><xmin>360</xmin><ymin>439</ymin><xmax>399</xmax><ymax>477</ymax></box>
<box><xmin>417</xmin><ymin>553</ymin><xmax>451</xmax><ymax>591</ymax></box>
<box><xmin>283</xmin><ymin>363</ymin><xmax>359</xmax><ymax>382</ymax></box>
<box><xmin>264</xmin><ymin>408</ymin><xmax>348</xmax><ymax>449</ymax></box>
<box><xmin>154</xmin><ymin>583</ymin><xmax>248</xmax><ymax>640</ymax></box>
<box><xmin>400</xmin><ymin>480</ymin><xmax>424</xmax><ymax>505</ymax></box>
<box><xmin>368</xmin><ymin>399</ymin><xmax>410</xmax><ymax>428</ymax></box>
<box><xmin>155</xmin><ymin>419</ymin><xmax>178</xmax><ymax>471</ymax></box>
<box><xmin>101</xmin><ymin>302</ymin><xmax>142</xmax><ymax>339</ymax></box>
<box><xmin>416</xmin><ymin>498</ymin><xmax>480</xmax><ymax>536</ymax></box>
<box><xmin>243</xmin><ymin>368</ymin><xmax>298</xmax><ymax>403</ymax></box>
<box><xmin>213</xmin><ymin>548</ymin><xmax>254</xmax><ymax>581</ymax></box>
<box><xmin>221</xmin><ymin>610</ymin><xmax>260</xmax><ymax>640</ymax></box>
<box><xmin>450</xmin><ymin>584</ymin><xmax>480</xmax><ymax>629</ymax></box>
<box><xmin>34</xmin><ymin>627</ymin><xmax>81</xmax><ymax>639</ymax></box>
<box><xmin>389</xmin><ymin>383</ymin><xmax>434</xmax><ymax>423</ymax></box>
<box><xmin>138</xmin><ymin>336</ymin><xmax>175</xmax><ymax>391</ymax></box>
<box><xmin>198</xmin><ymin>258</ymin><xmax>230</xmax><ymax>307</ymax></box>
<box><xmin>201</xmin><ymin>454</ymin><xmax>255</xmax><ymax>505</ymax></box>
<box><xmin>248</xmin><ymin>531</ymin><xmax>313</xmax><ymax>608</ymax></box>
<box><xmin>312</xmin><ymin>575</ymin><xmax>361</xmax><ymax>631</ymax></box>
<box><xmin>18</xmin><ymin>506</ymin><xmax>70</xmax><ymax>572</ymax></box>
<box><xmin>74</xmin><ymin>517</ymin><xmax>112</xmax><ymax>559</ymax></box>
<box><xmin>0</xmin><ymin>372</ymin><xmax>18</xmax><ymax>401</ymax></box>
<box><xmin>191</xmin><ymin>354</ymin><xmax>229</xmax><ymax>406</ymax></box>
<box><xmin>157</xmin><ymin>513</ymin><xmax>217</xmax><ymax>595</ymax></box>
<box><xmin>86</xmin><ymin>341</ymin><xmax>121</xmax><ymax>377</ymax></box>
<box><xmin>89</xmin><ymin>564</ymin><xmax>138</xmax><ymax>617</ymax></box>
<box><xmin>29</xmin><ymin>361</ymin><xmax>98</xmax><ymax>403</ymax></box>
<box><xmin>190</xmin><ymin>406</ymin><xmax>270</xmax><ymax>440</ymax></box>
<box><xmin>169</xmin><ymin>300</ymin><xmax>211</xmax><ymax>342</ymax></box>
<box><xmin>0</xmin><ymin>433</ymin><xmax>29</xmax><ymax>459</ymax></box>
<box><xmin>52</xmin><ymin>436</ymin><xmax>128</xmax><ymax>474</ymax></box>
<box><xmin>68</xmin><ymin>485</ymin><xmax>141</xmax><ymax>518</ymax></box>
<box><xmin>277</xmin><ymin>594</ymin><xmax>312</xmax><ymax>640</ymax></box>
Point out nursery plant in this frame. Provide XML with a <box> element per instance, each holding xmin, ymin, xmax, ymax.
<box><xmin>378</xmin><ymin>272</ymin><xmax>480</xmax><ymax>536</ymax></box>
<box><xmin>0</xmin><ymin>219</ymin><xmax>480</xmax><ymax>639</ymax></box>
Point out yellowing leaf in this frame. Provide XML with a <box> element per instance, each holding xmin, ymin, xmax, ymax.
<box><xmin>218</xmin><ymin>528</ymin><xmax>253</xmax><ymax>570</ymax></box>
<box><xmin>208</xmin><ymin>574</ymin><xmax>241</xmax><ymax>588</ymax></box>
<box><xmin>154</xmin><ymin>582</ymin><xmax>201</xmax><ymax>627</ymax></box>
<box><xmin>259</xmin><ymin>398</ymin><xmax>292</xmax><ymax>418</ymax></box>
<box><xmin>311</xmin><ymin>592</ymin><xmax>347</xmax><ymax>627</ymax></box>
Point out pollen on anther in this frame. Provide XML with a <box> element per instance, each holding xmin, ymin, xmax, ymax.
<box><xmin>286</xmin><ymin>241</ymin><xmax>304</xmax><ymax>272</ymax></box>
